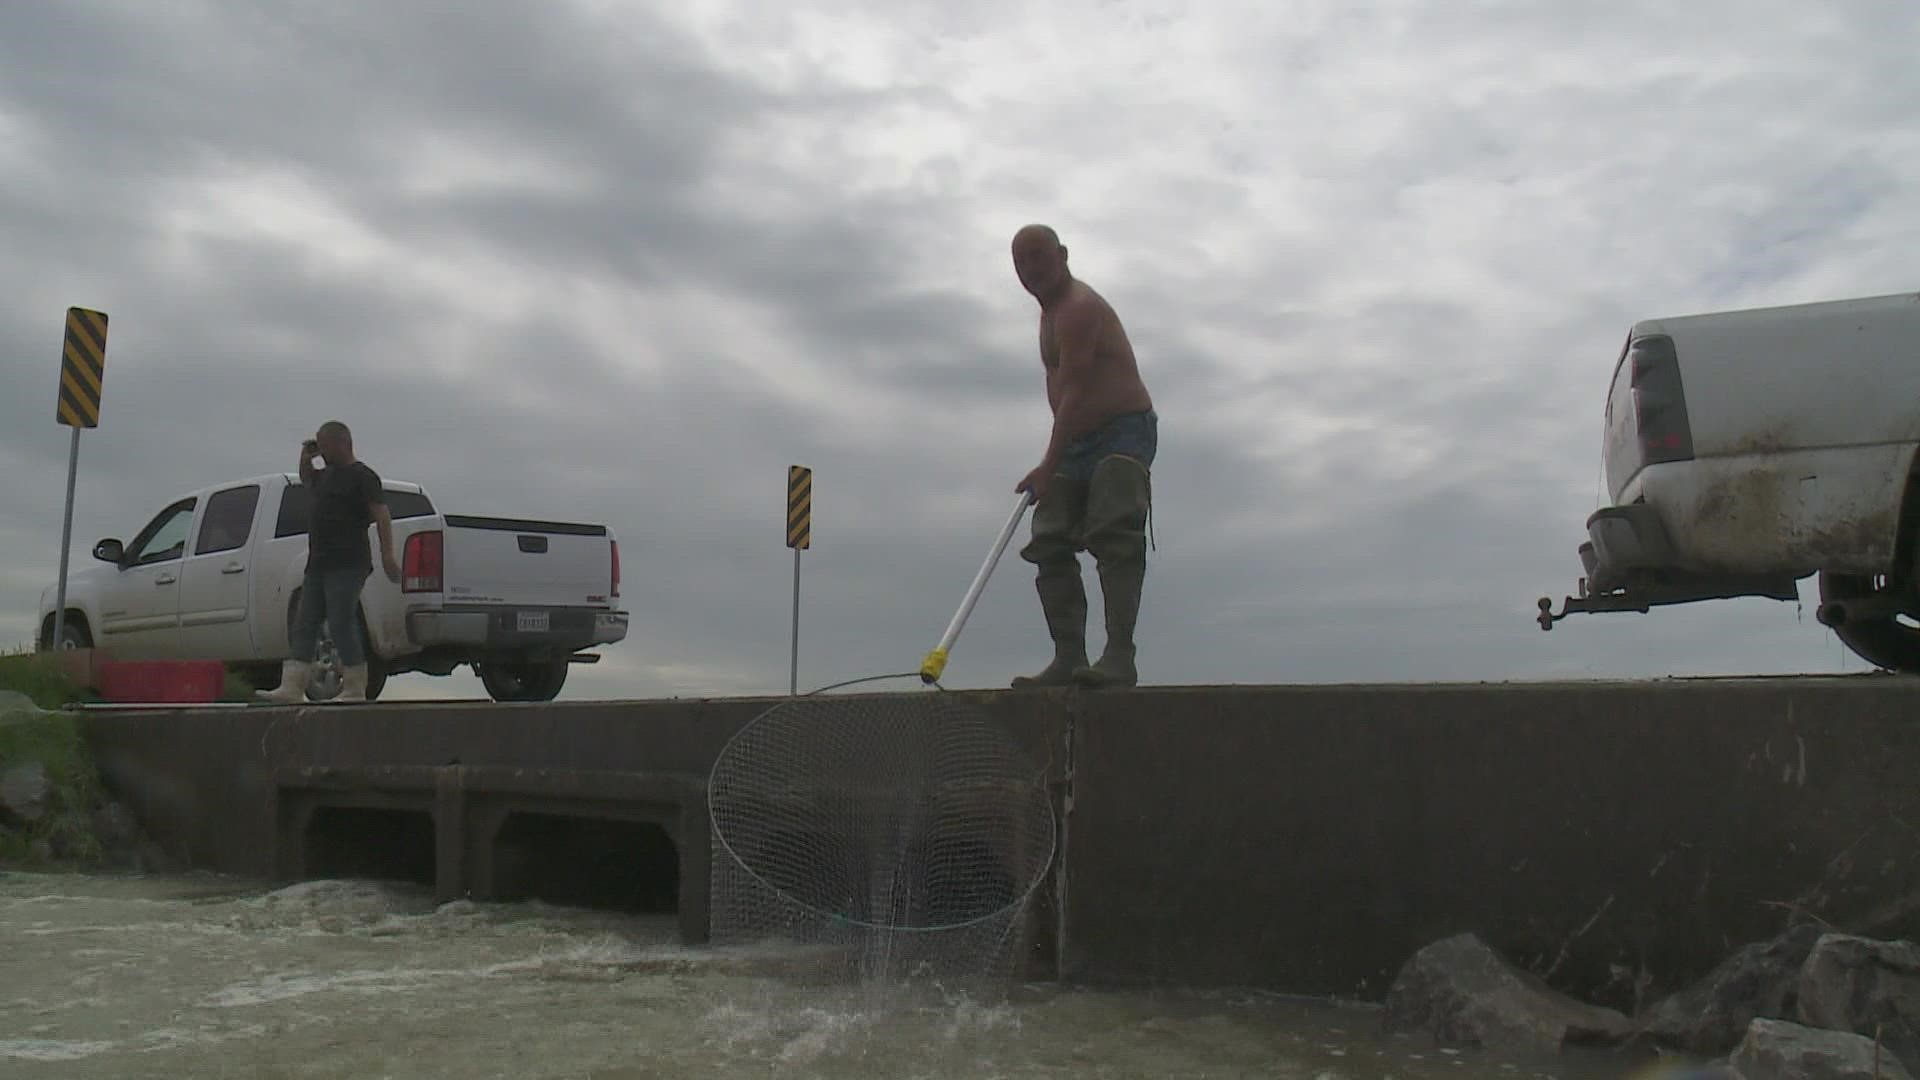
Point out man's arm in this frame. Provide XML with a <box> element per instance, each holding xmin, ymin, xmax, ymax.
<box><xmin>1037</xmin><ymin>298</ymin><xmax>1104</xmax><ymax>473</ymax></box>
<box><xmin>364</xmin><ymin>473</ymin><xmax>401</xmax><ymax>582</ymax></box>
<box><xmin>298</xmin><ymin>443</ymin><xmax>317</xmax><ymax>487</ymax></box>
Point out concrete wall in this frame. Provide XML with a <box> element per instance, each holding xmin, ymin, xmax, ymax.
<box><xmin>79</xmin><ymin>677</ymin><xmax>1920</xmax><ymax>1007</ymax></box>
<box><xmin>1058</xmin><ymin>678</ymin><xmax>1920</xmax><ymax>1007</ymax></box>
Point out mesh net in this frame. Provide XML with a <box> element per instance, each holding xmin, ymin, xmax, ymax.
<box><xmin>707</xmin><ymin>689</ymin><xmax>1057</xmax><ymax>989</ymax></box>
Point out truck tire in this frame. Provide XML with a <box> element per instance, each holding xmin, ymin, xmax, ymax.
<box><xmin>39</xmin><ymin>613</ymin><xmax>91</xmax><ymax>652</ymax></box>
<box><xmin>1817</xmin><ymin>572</ymin><xmax>1920</xmax><ymax>674</ymax></box>
<box><xmin>478</xmin><ymin>658</ymin><xmax>568</xmax><ymax>703</ymax></box>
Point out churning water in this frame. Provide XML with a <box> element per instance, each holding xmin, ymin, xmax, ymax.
<box><xmin>1</xmin><ymin>870</ymin><xmax>1665</xmax><ymax>1079</ymax></box>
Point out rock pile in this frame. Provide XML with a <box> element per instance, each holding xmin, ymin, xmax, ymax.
<box><xmin>1386</xmin><ymin>929</ymin><xmax>1919</xmax><ymax>1079</ymax></box>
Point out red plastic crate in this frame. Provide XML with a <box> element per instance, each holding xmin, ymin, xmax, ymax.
<box><xmin>94</xmin><ymin>660</ymin><xmax>227</xmax><ymax>704</ymax></box>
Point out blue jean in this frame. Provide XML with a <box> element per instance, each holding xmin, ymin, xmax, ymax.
<box><xmin>292</xmin><ymin>565</ymin><xmax>371</xmax><ymax>667</ymax></box>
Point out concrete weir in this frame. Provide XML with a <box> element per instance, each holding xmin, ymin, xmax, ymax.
<box><xmin>75</xmin><ymin>676</ymin><xmax>1920</xmax><ymax>1008</ymax></box>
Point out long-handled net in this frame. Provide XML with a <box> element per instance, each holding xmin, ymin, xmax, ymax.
<box><xmin>707</xmin><ymin>493</ymin><xmax>1055</xmax><ymax>988</ymax></box>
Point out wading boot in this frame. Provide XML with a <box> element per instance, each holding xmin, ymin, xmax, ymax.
<box><xmin>255</xmin><ymin>660</ymin><xmax>311</xmax><ymax>705</ymax></box>
<box><xmin>1075</xmin><ymin>456</ymin><xmax>1150</xmax><ymax>689</ymax></box>
<box><xmin>1075</xmin><ymin>558</ymin><xmax>1142</xmax><ymax>689</ymax></box>
<box><xmin>1011</xmin><ymin>566</ymin><xmax>1088</xmax><ymax>688</ymax></box>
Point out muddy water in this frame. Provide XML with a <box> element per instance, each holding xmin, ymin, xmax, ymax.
<box><xmin>0</xmin><ymin>871</ymin><xmax>1673</xmax><ymax>1079</ymax></box>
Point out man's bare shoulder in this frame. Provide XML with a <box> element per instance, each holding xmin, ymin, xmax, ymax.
<box><xmin>1068</xmin><ymin>279</ymin><xmax>1114</xmax><ymax>311</ymax></box>
<box><xmin>1057</xmin><ymin>281</ymin><xmax>1115</xmax><ymax>327</ymax></box>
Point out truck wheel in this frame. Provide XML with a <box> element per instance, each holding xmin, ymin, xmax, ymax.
<box><xmin>479</xmin><ymin>659</ymin><xmax>568</xmax><ymax>703</ymax></box>
<box><xmin>1817</xmin><ymin>572</ymin><xmax>1920</xmax><ymax>673</ymax></box>
<box><xmin>40</xmin><ymin>614</ymin><xmax>92</xmax><ymax>652</ymax></box>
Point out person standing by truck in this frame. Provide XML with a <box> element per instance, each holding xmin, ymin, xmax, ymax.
<box><xmin>258</xmin><ymin>421</ymin><xmax>402</xmax><ymax>704</ymax></box>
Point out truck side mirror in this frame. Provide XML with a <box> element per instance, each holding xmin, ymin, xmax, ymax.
<box><xmin>93</xmin><ymin>539</ymin><xmax>124</xmax><ymax>564</ymax></box>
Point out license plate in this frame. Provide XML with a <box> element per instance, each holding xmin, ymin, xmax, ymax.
<box><xmin>516</xmin><ymin>611</ymin><xmax>550</xmax><ymax>634</ymax></box>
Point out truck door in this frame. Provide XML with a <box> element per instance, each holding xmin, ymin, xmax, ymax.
<box><xmin>96</xmin><ymin>497</ymin><xmax>196</xmax><ymax>659</ymax></box>
<box><xmin>176</xmin><ymin>482</ymin><xmax>266</xmax><ymax>660</ymax></box>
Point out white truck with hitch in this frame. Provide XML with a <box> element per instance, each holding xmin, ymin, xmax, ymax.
<box><xmin>1539</xmin><ymin>289</ymin><xmax>1920</xmax><ymax>673</ymax></box>
<box><xmin>37</xmin><ymin>472</ymin><xmax>628</xmax><ymax>702</ymax></box>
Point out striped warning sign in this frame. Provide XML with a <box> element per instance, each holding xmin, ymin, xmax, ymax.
<box><xmin>57</xmin><ymin>307</ymin><xmax>109</xmax><ymax>428</ymax></box>
<box><xmin>787</xmin><ymin>465</ymin><xmax>811</xmax><ymax>550</ymax></box>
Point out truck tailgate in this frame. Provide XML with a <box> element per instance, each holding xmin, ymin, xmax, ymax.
<box><xmin>440</xmin><ymin>515</ymin><xmax>616</xmax><ymax>608</ymax></box>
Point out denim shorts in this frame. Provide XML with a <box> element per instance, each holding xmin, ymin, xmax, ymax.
<box><xmin>1057</xmin><ymin>409</ymin><xmax>1157</xmax><ymax>487</ymax></box>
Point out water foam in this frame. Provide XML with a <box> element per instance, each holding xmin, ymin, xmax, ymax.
<box><xmin>0</xmin><ymin>1038</ymin><xmax>117</xmax><ymax>1061</ymax></box>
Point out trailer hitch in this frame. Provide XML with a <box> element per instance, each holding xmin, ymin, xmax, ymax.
<box><xmin>1537</xmin><ymin>574</ymin><xmax>1800</xmax><ymax>631</ymax></box>
<box><xmin>1537</xmin><ymin>589</ymin><xmax>1652</xmax><ymax>630</ymax></box>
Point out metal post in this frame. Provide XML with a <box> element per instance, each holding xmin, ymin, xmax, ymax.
<box><xmin>51</xmin><ymin>426</ymin><xmax>80</xmax><ymax>651</ymax></box>
<box><xmin>789</xmin><ymin>547</ymin><xmax>801</xmax><ymax>695</ymax></box>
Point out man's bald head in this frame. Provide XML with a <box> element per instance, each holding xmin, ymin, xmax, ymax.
<box><xmin>1013</xmin><ymin>223</ymin><xmax>1059</xmax><ymax>247</ymax></box>
<box><xmin>315</xmin><ymin>420</ymin><xmax>355</xmax><ymax>464</ymax></box>
<box><xmin>1011</xmin><ymin>224</ymin><xmax>1071</xmax><ymax>302</ymax></box>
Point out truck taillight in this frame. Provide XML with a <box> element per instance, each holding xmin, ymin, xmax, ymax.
<box><xmin>611</xmin><ymin>540</ymin><xmax>621</xmax><ymax>599</ymax></box>
<box><xmin>1627</xmin><ymin>334</ymin><xmax>1695</xmax><ymax>465</ymax></box>
<box><xmin>403</xmin><ymin>530</ymin><xmax>443</xmax><ymax>593</ymax></box>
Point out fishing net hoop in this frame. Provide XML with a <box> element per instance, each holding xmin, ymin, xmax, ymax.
<box><xmin>704</xmin><ymin>680</ymin><xmax>1059</xmax><ymax>969</ymax></box>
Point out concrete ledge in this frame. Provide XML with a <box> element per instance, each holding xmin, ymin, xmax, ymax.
<box><xmin>74</xmin><ymin>677</ymin><xmax>1920</xmax><ymax>1005</ymax></box>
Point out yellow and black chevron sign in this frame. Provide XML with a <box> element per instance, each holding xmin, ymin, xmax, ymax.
<box><xmin>57</xmin><ymin>307</ymin><xmax>109</xmax><ymax>428</ymax></box>
<box><xmin>787</xmin><ymin>465</ymin><xmax>811</xmax><ymax>550</ymax></box>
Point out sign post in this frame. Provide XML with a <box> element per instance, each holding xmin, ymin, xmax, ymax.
<box><xmin>52</xmin><ymin>306</ymin><xmax>109</xmax><ymax>652</ymax></box>
<box><xmin>786</xmin><ymin>465</ymin><xmax>811</xmax><ymax>695</ymax></box>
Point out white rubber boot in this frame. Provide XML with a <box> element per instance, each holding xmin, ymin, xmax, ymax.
<box><xmin>255</xmin><ymin>660</ymin><xmax>312</xmax><ymax>705</ymax></box>
<box><xmin>332</xmin><ymin>664</ymin><xmax>369</xmax><ymax>704</ymax></box>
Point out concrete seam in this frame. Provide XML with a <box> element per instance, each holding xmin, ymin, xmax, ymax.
<box><xmin>1054</xmin><ymin>693</ymin><xmax>1078</xmax><ymax>982</ymax></box>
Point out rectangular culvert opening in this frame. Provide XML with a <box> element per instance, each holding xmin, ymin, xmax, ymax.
<box><xmin>490</xmin><ymin>812</ymin><xmax>679</xmax><ymax>914</ymax></box>
<box><xmin>304</xmin><ymin>806</ymin><xmax>437</xmax><ymax>886</ymax></box>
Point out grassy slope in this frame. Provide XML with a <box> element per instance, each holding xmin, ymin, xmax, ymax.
<box><xmin>0</xmin><ymin>650</ymin><xmax>107</xmax><ymax>862</ymax></box>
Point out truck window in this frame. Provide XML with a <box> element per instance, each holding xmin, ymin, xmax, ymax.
<box><xmin>126</xmin><ymin>498</ymin><xmax>198</xmax><ymax>566</ymax></box>
<box><xmin>275</xmin><ymin>484</ymin><xmax>435</xmax><ymax>538</ymax></box>
<box><xmin>385</xmin><ymin>490</ymin><xmax>435</xmax><ymax>519</ymax></box>
<box><xmin>274</xmin><ymin>484</ymin><xmax>311</xmax><ymax>538</ymax></box>
<box><xmin>195</xmin><ymin>484</ymin><xmax>261</xmax><ymax>555</ymax></box>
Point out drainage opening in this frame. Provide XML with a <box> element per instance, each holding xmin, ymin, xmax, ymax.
<box><xmin>305</xmin><ymin>806</ymin><xmax>436</xmax><ymax>886</ymax></box>
<box><xmin>490</xmin><ymin>813</ymin><xmax>679</xmax><ymax>914</ymax></box>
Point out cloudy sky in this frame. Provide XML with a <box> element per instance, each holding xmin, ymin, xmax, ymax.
<box><xmin>2</xmin><ymin>1</ymin><xmax>1916</xmax><ymax>701</ymax></box>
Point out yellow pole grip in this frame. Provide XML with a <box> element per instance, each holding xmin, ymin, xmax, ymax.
<box><xmin>919</xmin><ymin>647</ymin><xmax>949</xmax><ymax>684</ymax></box>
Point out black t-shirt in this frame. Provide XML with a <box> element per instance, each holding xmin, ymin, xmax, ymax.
<box><xmin>307</xmin><ymin>461</ymin><xmax>385</xmax><ymax>571</ymax></box>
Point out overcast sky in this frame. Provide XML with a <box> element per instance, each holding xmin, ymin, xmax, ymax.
<box><xmin>3</xmin><ymin>1</ymin><xmax>1916</xmax><ymax>701</ymax></box>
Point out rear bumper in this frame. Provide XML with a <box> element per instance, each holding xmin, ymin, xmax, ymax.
<box><xmin>1537</xmin><ymin>504</ymin><xmax>1799</xmax><ymax>629</ymax></box>
<box><xmin>1581</xmin><ymin>504</ymin><xmax>1677</xmax><ymax>594</ymax></box>
<box><xmin>407</xmin><ymin>605</ymin><xmax>629</xmax><ymax>653</ymax></box>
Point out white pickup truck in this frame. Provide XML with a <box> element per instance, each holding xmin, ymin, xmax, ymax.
<box><xmin>1539</xmin><ymin>289</ymin><xmax>1920</xmax><ymax>673</ymax></box>
<box><xmin>36</xmin><ymin>472</ymin><xmax>629</xmax><ymax>702</ymax></box>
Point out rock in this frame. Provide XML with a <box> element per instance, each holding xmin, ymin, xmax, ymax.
<box><xmin>0</xmin><ymin>762</ymin><xmax>51</xmax><ymax>823</ymax></box>
<box><xmin>1731</xmin><ymin>1017</ymin><xmax>1913</xmax><ymax>1080</ymax></box>
<box><xmin>1638</xmin><ymin>924</ymin><xmax>1826</xmax><ymax>1055</ymax></box>
<box><xmin>1795</xmin><ymin>934</ymin><xmax>1920</xmax><ymax>1068</ymax></box>
<box><xmin>1383</xmin><ymin>932</ymin><xmax>1632</xmax><ymax>1054</ymax></box>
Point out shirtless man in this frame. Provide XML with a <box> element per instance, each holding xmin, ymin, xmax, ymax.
<box><xmin>1009</xmin><ymin>224</ymin><xmax>1157</xmax><ymax>689</ymax></box>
